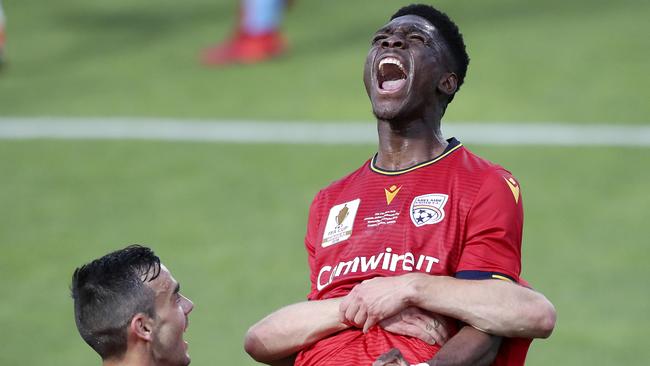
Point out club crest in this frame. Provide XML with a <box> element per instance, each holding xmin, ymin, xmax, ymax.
<box><xmin>410</xmin><ymin>194</ymin><xmax>448</xmax><ymax>227</ymax></box>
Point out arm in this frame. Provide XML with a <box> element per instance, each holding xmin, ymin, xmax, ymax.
<box><xmin>244</xmin><ymin>298</ymin><xmax>348</xmax><ymax>364</ymax></box>
<box><xmin>245</xmin><ymin>298</ymin><xmax>461</xmax><ymax>364</ymax></box>
<box><xmin>374</xmin><ymin>327</ymin><xmax>501</xmax><ymax>366</ymax></box>
<box><xmin>407</xmin><ymin>274</ymin><xmax>555</xmax><ymax>338</ymax></box>
<box><xmin>340</xmin><ymin>273</ymin><xmax>555</xmax><ymax>338</ymax></box>
<box><xmin>427</xmin><ymin>326</ymin><xmax>501</xmax><ymax>366</ymax></box>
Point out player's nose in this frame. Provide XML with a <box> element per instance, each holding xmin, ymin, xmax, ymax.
<box><xmin>381</xmin><ymin>34</ymin><xmax>407</xmax><ymax>49</ymax></box>
<box><xmin>182</xmin><ymin>295</ymin><xmax>194</xmax><ymax>314</ymax></box>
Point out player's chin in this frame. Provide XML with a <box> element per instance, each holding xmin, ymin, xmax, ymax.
<box><xmin>180</xmin><ymin>352</ymin><xmax>191</xmax><ymax>366</ymax></box>
<box><xmin>180</xmin><ymin>340</ymin><xmax>191</xmax><ymax>365</ymax></box>
<box><xmin>372</xmin><ymin>102</ymin><xmax>408</xmax><ymax>121</ymax></box>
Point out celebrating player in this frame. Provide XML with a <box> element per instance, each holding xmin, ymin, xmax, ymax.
<box><xmin>245</xmin><ymin>4</ymin><xmax>555</xmax><ymax>366</ymax></box>
<box><xmin>71</xmin><ymin>245</ymin><xmax>194</xmax><ymax>366</ymax></box>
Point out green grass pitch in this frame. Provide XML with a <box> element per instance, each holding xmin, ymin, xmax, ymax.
<box><xmin>1</xmin><ymin>141</ymin><xmax>649</xmax><ymax>365</ymax></box>
<box><xmin>0</xmin><ymin>0</ymin><xmax>649</xmax><ymax>365</ymax></box>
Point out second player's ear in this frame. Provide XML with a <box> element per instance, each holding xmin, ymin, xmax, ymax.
<box><xmin>437</xmin><ymin>72</ymin><xmax>458</xmax><ymax>96</ymax></box>
<box><xmin>130</xmin><ymin>313</ymin><xmax>154</xmax><ymax>341</ymax></box>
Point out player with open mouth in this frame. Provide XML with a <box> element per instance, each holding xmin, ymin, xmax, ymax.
<box><xmin>245</xmin><ymin>4</ymin><xmax>556</xmax><ymax>366</ymax></box>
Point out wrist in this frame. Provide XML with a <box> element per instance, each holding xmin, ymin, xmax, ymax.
<box><xmin>403</xmin><ymin>272</ymin><xmax>427</xmax><ymax>306</ymax></box>
<box><xmin>329</xmin><ymin>297</ymin><xmax>351</xmax><ymax>330</ymax></box>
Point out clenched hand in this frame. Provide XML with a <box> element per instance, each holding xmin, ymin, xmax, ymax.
<box><xmin>339</xmin><ymin>275</ymin><xmax>418</xmax><ymax>332</ymax></box>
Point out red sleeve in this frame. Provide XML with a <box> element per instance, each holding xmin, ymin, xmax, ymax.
<box><xmin>491</xmin><ymin>337</ymin><xmax>531</xmax><ymax>366</ymax></box>
<box><xmin>305</xmin><ymin>190</ymin><xmax>324</xmax><ymax>300</ymax></box>
<box><xmin>456</xmin><ymin>169</ymin><xmax>523</xmax><ymax>282</ymax></box>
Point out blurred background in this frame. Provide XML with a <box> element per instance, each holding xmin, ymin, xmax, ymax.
<box><xmin>0</xmin><ymin>0</ymin><xmax>648</xmax><ymax>365</ymax></box>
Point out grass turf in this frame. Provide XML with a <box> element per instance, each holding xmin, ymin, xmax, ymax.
<box><xmin>0</xmin><ymin>0</ymin><xmax>648</xmax><ymax>123</ymax></box>
<box><xmin>1</xmin><ymin>140</ymin><xmax>648</xmax><ymax>365</ymax></box>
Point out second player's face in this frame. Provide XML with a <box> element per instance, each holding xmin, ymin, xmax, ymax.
<box><xmin>364</xmin><ymin>15</ymin><xmax>451</xmax><ymax>121</ymax></box>
<box><xmin>148</xmin><ymin>265</ymin><xmax>194</xmax><ymax>366</ymax></box>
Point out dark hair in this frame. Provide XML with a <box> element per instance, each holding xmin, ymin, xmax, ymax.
<box><xmin>71</xmin><ymin>245</ymin><xmax>161</xmax><ymax>360</ymax></box>
<box><xmin>391</xmin><ymin>4</ymin><xmax>470</xmax><ymax>103</ymax></box>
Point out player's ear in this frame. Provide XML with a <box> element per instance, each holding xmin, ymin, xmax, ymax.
<box><xmin>437</xmin><ymin>72</ymin><xmax>458</xmax><ymax>96</ymax></box>
<box><xmin>130</xmin><ymin>313</ymin><xmax>154</xmax><ymax>342</ymax></box>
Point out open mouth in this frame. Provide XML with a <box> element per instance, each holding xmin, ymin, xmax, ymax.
<box><xmin>377</xmin><ymin>57</ymin><xmax>407</xmax><ymax>92</ymax></box>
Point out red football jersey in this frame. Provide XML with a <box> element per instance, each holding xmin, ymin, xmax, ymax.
<box><xmin>295</xmin><ymin>138</ymin><xmax>530</xmax><ymax>366</ymax></box>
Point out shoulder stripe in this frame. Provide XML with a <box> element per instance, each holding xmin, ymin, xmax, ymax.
<box><xmin>455</xmin><ymin>270</ymin><xmax>516</xmax><ymax>283</ymax></box>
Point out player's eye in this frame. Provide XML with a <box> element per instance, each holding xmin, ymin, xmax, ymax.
<box><xmin>409</xmin><ymin>34</ymin><xmax>426</xmax><ymax>43</ymax></box>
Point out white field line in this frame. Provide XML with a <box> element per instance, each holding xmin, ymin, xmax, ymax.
<box><xmin>0</xmin><ymin>117</ymin><xmax>649</xmax><ymax>146</ymax></box>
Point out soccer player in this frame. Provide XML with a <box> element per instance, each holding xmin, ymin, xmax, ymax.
<box><xmin>244</xmin><ymin>4</ymin><xmax>556</xmax><ymax>366</ymax></box>
<box><xmin>201</xmin><ymin>0</ymin><xmax>288</xmax><ymax>66</ymax></box>
<box><xmin>71</xmin><ymin>245</ymin><xmax>194</xmax><ymax>366</ymax></box>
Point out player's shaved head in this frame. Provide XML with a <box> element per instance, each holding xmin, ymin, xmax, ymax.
<box><xmin>391</xmin><ymin>4</ymin><xmax>469</xmax><ymax>103</ymax></box>
<box><xmin>71</xmin><ymin>245</ymin><xmax>161</xmax><ymax>360</ymax></box>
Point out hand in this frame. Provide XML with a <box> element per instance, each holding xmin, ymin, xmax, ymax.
<box><xmin>380</xmin><ymin>307</ymin><xmax>452</xmax><ymax>346</ymax></box>
<box><xmin>373</xmin><ymin>348</ymin><xmax>410</xmax><ymax>366</ymax></box>
<box><xmin>339</xmin><ymin>275</ymin><xmax>416</xmax><ymax>332</ymax></box>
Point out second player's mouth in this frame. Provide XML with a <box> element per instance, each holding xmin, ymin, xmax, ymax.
<box><xmin>377</xmin><ymin>56</ymin><xmax>408</xmax><ymax>93</ymax></box>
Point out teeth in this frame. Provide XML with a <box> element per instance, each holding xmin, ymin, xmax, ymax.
<box><xmin>379</xmin><ymin>57</ymin><xmax>405</xmax><ymax>74</ymax></box>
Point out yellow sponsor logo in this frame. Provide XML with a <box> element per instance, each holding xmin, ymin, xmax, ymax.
<box><xmin>384</xmin><ymin>185</ymin><xmax>402</xmax><ymax>205</ymax></box>
<box><xmin>504</xmin><ymin>177</ymin><xmax>520</xmax><ymax>204</ymax></box>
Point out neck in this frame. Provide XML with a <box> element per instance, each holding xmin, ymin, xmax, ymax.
<box><xmin>103</xmin><ymin>350</ymin><xmax>155</xmax><ymax>366</ymax></box>
<box><xmin>375</xmin><ymin>108</ymin><xmax>448</xmax><ymax>171</ymax></box>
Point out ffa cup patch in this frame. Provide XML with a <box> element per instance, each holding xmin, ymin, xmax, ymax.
<box><xmin>410</xmin><ymin>194</ymin><xmax>448</xmax><ymax>227</ymax></box>
<box><xmin>322</xmin><ymin>198</ymin><xmax>361</xmax><ymax>247</ymax></box>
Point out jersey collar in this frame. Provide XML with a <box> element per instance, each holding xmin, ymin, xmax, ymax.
<box><xmin>369</xmin><ymin>137</ymin><xmax>462</xmax><ymax>176</ymax></box>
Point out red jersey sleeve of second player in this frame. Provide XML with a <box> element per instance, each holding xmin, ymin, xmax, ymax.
<box><xmin>456</xmin><ymin>168</ymin><xmax>524</xmax><ymax>282</ymax></box>
<box><xmin>305</xmin><ymin>190</ymin><xmax>323</xmax><ymax>300</ymax></box>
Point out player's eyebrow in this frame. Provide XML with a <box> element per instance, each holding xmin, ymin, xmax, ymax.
<box><xmin>375</xmin><ymin>24</ymin><xmax>433</xmax><ymax>38</ymax></box>
<box><xmin>402</xmin><ymin>24</ymin><xmax>434</xmax><ymax>37</ymax></box>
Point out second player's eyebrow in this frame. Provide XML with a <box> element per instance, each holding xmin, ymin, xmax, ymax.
<box><xmin>403</xmin><ymin>24</ymin><xmax>434</xmax><ymax>37</ymax></box>
<box><xmin>376</xmin><ymin>24</ymin><xmax>433</xmax><ymax>38</ymax></box>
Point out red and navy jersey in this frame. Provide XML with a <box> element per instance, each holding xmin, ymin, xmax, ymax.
<box><xmin>295</xmin><ymin>138</ymin><xmax>530</xmax><ymax>366</ymax></box>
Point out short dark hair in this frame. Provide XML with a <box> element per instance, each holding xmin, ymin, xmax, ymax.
<box><xmin>391</xmin><ymin>4</ymin><xmax>470</xmax><ymax>103</ymax></box>
<box><xmin>71</xmin><ymin>245</ymin><xmax>161</xmax><ymax>360</ymax></box>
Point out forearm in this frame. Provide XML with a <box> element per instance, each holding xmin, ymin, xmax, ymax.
<box><xmin>244</xmin><ymin>298</ymin><xmax>349</xmax><ymax>363</ymax></box>
<box><xmin>266</xmin><ymin>355</ymin><xmax>297</xmax><ymax>366</ymax></box>
<box><xmin>427</xmin><ymin>326</ymin><xmax>501</xmax><ymax>366</ymax></box>
<box><xmin>405</xmin><ymin>274</ymin><xmax>556</xmax><ymax>338</ymax></box>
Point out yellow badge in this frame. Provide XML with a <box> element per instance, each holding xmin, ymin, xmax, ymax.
<box><xmin>504</xmin><ymin>177</ymin><xmax>520</xmax><ymax>204</ymax></box>
<box><xmin>384</xmin><ymin>185</ymin><xmax>402</xmax><ymax>205</ymax></box>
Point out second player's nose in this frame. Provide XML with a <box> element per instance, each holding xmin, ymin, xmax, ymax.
<box><xmin>381</xmin><ymin>36</ymin><xmax>405</xmax><ymax>49</ymax></box>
